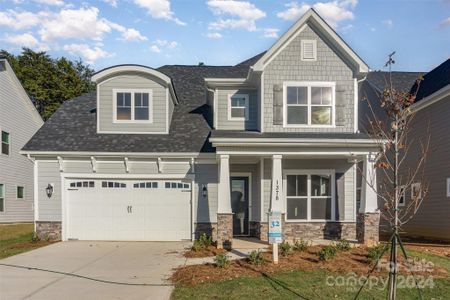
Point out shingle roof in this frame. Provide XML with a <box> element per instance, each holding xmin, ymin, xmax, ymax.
<box><xmin>366</xmin><ymin>71</ymin><xmax>423</xmax><ymax>93</ymax></box>
<box><xmin>411</xmin><ymin>58</ymin><xmax>450</xmax><ymax>102</ymax></box>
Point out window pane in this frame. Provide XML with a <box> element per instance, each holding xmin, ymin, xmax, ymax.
<box><xmin>140</xmin><ymin>182</ymin><xmax>145</xmax><ymax>188</ymax></box>
<box><xmin>287</xmin><ymin>106</ymin><xmax>307</xmax><ymax>124</ymax></box>
<box><xmin>117</xmin><ymin>93</ymin><xmax>124</xmax><ymax>106</ymax></box>
<box><xmin>322</xmin><ymin>87</ymin><xmax>332</xmax><ymax>105</ymax></box>
<box><xmin>143</xmin><ymin>93</ymin><xmax>149</xmax><ymax>106</ymax></box>
<box><xmin>102</xmin><ymin>181</ymin><xmax>107</xmax><ymax>188</ymax></box>
<box><xmin>296</xmin><ymin>175</ymin><xmax>307</xmax><ymax>196</ymax></box>
<box><xmin>135</xmin><ymin>107</ymin><xmax>149</xmax><ymax>120</ymax></box>
<box><xmin>287</xmin><ymin>87</ymin><xmax>297</xmax><ymax>104</ymax></box>
<box><xmin>124</xmin><ymin>93</ymin><xmax>131</xmax><ymax>106</ymax></box>
<box><xmin>286</xmin><ymin>175</ymin><xmax>296</xmax><ymax>196</ymax></box>
<box><xmin>231</xmin><ymin>107</ymin><xmax>245</xmax><ymax>118</ymax></box>
<box><xmin>311</xmin><ymin>107</ymin><xmax>331</xmax><ymax>125</ymax></box>
<box><xmin>0</xmin><ymin>198</ymin><xmax>3</xmax><ymax>212</ymax></box>
<box><xmin>89</xmin><ymin>181</ymin><xmax>94</xmax><ymax>187</ymax></box>
<box><xmin>152</xmin><ymin>182</ymin><xmax>158</xmax><ymax>188</ymax></box>
<box><xmin>1</xmin><ymin>131</ymin><xmax>9</xmax><ymax>143</ymax></box>
<box><xmin>287</xmin><ymin>87</ymin><xmax>307</xmax><ymax>104</ymax></box>
<box><xmin>287</xmin><ymin>198</ymin><xmax>307</xmax><ymax>220</ymax></box>
<box><xmin>0</xmin><ymin>184</ymin><xmax>4</xmax><ymax>197</ymax></box>
<box><xmin>311</xmin><ymin>197</ymin><xmax>331</xmax><ymax>219</ymax></box>
<box><xmin>117</xmin><ymin>108</ymin><xmax>131</xmax><ymax>120</ymax></box>
<box><xmin>1</xmin><ymin>142</ymin><xmax>9</xmax><ymax>155</ymax></box>
<box><xmin>135</xmin><ymin>93</ymin><xmax>142</xmax><ymax>106</ymax></box>
<box><xmin>311</xmin><ymin>175</ymin><xmax>331</xmax><ymax>196</ymax></box>
<box><xmin>311</xmin><ymin>87</ymin><xmax>321</xmax><ymax>105</ymax></box>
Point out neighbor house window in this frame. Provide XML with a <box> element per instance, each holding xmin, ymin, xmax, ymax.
<box><xmin>1</xmin><ymin>131</ymin><xmax>9</xmax><ymax>155</ymax></box>
<box><xmin>398</xmin><ymin>186</ymin><xmax>406</xmax><ymax>206</ymax></box>
<box><xmin>286</xmin><ymin>171</ymin><xmax>334</xmax><ymax>221</ymax></box>
<box><xmin>114</xmin><ymin>89</ymin><xmax>152</xmax><ymax>122</ymax></box>
<box><xmin>228</xmin><ymin>94</ymin><xmax>249</xmax><ymax>120</ymax></box>
<box><xmin>0</xmin><ymin>184</ymin><xmax>4</xmax><ymax>212</ymax></box>
<box><xmin>301</xmin><ymin>40</ymin><xmax>317</xmax><ymax>61</ymax></box>
<box><xmin>411</xmin><ymin>182</ymin><xmax>422</xmax><ymax>201</ymax></box>
<box><xmin>284</xmin><ymin>82</ymin><xmax>334</xmax><ymax>126</ymax></box>
<box><xmin>447</xmin><ymin>178</ymin><xmax>450</xmax><ymax>197</ymax></box>
<box><xmin>17</xmin><ymin>186</ymin><xmax>24</xmax><ymax>199</ymax></box>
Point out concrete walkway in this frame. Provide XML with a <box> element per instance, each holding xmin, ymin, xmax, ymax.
<box><xmin>0</xmin><ymin>241</ymin><xmax>191</xmax><ymax>300</ymax></box>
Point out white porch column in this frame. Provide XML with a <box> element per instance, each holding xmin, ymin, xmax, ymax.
<box><xmin>270</xmin><ymin>155</ymin><xmax>283</xmax><ymax>212</ymax></box>
<box><xmin>217</xmin><ymin>154</ymin><xmax>232</xmax><ymax>213</ymax></box>
<box><xmin>360</xmin><ymin>154</ymin><xmax>378</xmax><ymax>213</ymax></box>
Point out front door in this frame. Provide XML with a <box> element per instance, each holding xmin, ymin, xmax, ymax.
<box><xmin>230</xmin><ymin>177</ymin><xmax>249</xmax><ymax>236</ymax></box>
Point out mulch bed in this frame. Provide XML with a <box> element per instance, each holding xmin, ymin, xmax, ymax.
<box><xmin>184</xmin><ymin>245</ymin><xmax>228</xmax><ymax>258</ymax></box>
<box><xmin>405</xmin><ymin>243</ymin><xmax>450</xmax><ymax>258</ymax></box>
<box><xmin>172</xmin><ymin>246</ymin><xmax>448</xmax><ymax>285</ymax></box>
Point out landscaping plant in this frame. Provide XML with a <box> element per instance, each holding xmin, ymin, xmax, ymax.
<box><xmin>279</xmin><ymin>241</ymin><xmax>292</xmax><ymax>257</ymax></box>
<box><xmin>293</xmin><ymin>239</ymin><xmax>310</xmax><ymax>252</ymax></box>
<box><xmin>335</xmin><ymin>239</ymin><xmax>351</xmax><ymax>252</ymax></box>
<box><xmin>318</xmin><ymin>245</ymin><xmax>337</xmax><ymax>261</ymax></box>
<box><xmin>198</xmin><ymin>233</ymin><xmax>213</xmax><ymax>248</ymax></box>
<box><xmin>248</xmin><ymin>250</ymin><xmax>265</xmax><ymax>265</ymax></box>
<box><xmin>214</xmin><ymin>253</ymin><xmax>230</xmax><ymax>268</ymax></box>
<box><xmin>367</xmin><ymin>244</ymin><xmax>386</xmax><ymax>264</ymax></box>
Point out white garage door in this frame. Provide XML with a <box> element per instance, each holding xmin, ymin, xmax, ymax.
<box><xmin>66</xmin><ymin>179</ymin><xmax>191</xmax><ymax>241</ymax></box>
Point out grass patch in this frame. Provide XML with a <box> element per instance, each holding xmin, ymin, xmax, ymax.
<box><xmin>0</xmin><ymin>224</ymin><xmax>53</xmax><ymax>259</ymax></box>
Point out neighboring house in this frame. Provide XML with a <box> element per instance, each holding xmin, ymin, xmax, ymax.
<box><xmin>22</xmin><ymin>9</ymin><xmax>381</xmax><ymax>247</ymax></box>
<box><xmin>0</xmin><ymin>56</ymin><xmax>44</xmax><ymax>223</ymax></box>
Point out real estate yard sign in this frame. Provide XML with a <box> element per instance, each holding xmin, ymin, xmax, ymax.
<box><xmin>268</xmin><ymin>211</ymin><xmax>282</xmax><ymax>244</ymax></box>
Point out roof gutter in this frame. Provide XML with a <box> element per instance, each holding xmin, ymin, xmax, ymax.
<box><xmin>20</xmin><ymin>150</ymin><xmax>215</xmax><ymax>159</ymax></box>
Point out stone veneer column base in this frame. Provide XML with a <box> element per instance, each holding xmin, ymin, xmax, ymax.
<box><xmin>217</xmin><ymin>213</ymin><xmax>233</xmax><ymax>250</ymax></box>
<box><xmin>357</xmin><ymin>212</ymin><xmax>380</xmax><ymax>246</ymax></box>
<box><xmin>35</xmin><ymin>221</ymin><xmax>62</xmax><ymax>241</ymax></box>
<box><xmin>283</xmin><ymin>222</ymin><xmax>357</xmax><ymax>242</ymax></box>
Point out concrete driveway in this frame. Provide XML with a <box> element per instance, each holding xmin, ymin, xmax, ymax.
<box><xmin>0</xmin><ymin>241</ymin><xmax>191</xmax><ymax>300</ymax></box>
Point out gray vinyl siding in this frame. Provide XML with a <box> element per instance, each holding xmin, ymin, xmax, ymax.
<box><xmin>37</xmin><ymin>161</ymin><xmax>61</xmax><ymax>221</ymax></box>
<box><xmin>97</xmin><ymin>73</ymin><xmax>168</xmax><ymax>133</ymax></box>
<box><xmin>262</xmin><ymin>159</ymin><xmax>355</xmax><ymax>222</ymax></box>
<box><xmin>0</xmin><ymin>60</ymin><xmax>43</xmax><ymax>223</ymax></box>
<box><xmin>263</xmin><ymin>24</ymin><xmax>355</xmax><ymax>133</ymax></box>
<box><xmin>230</xmin><ymin>163</ymin><xmax>261</xmax><ymax>222</ymax></box>
<box><xmin>216</xmin><ymin>88</ymin><xmax>258</xmax><ymax>130</ymax></box>
<box><xmin>386</xmin><ymin>96</ymin><xmax>450</xmax><ymax>240</ymax></box>
<box><xmin>194</xmin><ymin>164</ymin><xmax>218</xmax><ymax>223</ymax></box>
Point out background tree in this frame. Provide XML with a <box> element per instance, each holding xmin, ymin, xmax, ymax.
<box><xmin>359</xmin><ymin>53</ymin><xmax>429</xmax><ymax>300</ymax></box>
<box><xmin>0</xmin><ymin>48</ymin><xmax>95</xmax><ymax>120</ymax></box>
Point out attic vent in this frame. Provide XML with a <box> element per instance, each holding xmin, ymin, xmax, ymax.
<box><xmin>301</xmin><ymin>40</ymin><xmax>317</xmax><ymax>61</ymax></box>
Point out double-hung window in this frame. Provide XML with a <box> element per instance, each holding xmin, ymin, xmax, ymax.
<box><xmin>284</xmin><ymin>82</ymin><xmax>335</xmax><ymax>127</ymax></box>
<box><xmin>286</xmin><ymin>171</ymin><xmax>334</xmax><ymax>221</ymax></box>
<box><xmin>114</xmin><ymin>89</ymin><xmax>152</xmax><ymax>122</ymax></box>
<box><xmin>1</xmin><ymin>131</ymin><xmax>9</xmax><ymax>155</ymax></box>
<box><xmin>228</xmin><ymin>94</ymin><xmax>249</xmax><ymax>120</ymax></box>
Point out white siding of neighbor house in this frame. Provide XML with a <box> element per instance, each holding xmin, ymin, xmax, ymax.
<box><xmin>0</xmin><ymin>60</ymin><xmax>43</xmax><ymax>223</ymax></box>
<box><xmin>97</xmin><ymin>72</ymin><xmax>169</xmax><ymax>133</ymax></box>
<box><xmin>216</xmin><ymin>88</ymin><xmax>258</xmax><ymax>130</ymax></box>
<box><xmin>263</xmin><ymin>24</ymin><xmax>356</xmax><ymax>133</ymax></box>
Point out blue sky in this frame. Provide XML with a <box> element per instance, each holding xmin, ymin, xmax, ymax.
<box><xmin>0</xmin><ymin>0</ymin><xmax>449</xmax><ymax>72</ymax></box>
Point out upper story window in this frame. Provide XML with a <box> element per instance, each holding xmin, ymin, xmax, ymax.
<box><xmin>301</xmin><ymin>40</ymin><xmax>317</xmax><ymax>61</ymax></box>
<box><xmin>283</xmin><ymin>82</ymin><xmax>335</xmax><ymax>127</ymax></box>
<box><xmin>228</xmin><ymin>94</ymin><xmax>249</xmax><ymax>121</ymax></box>
<box><xmin>1</xmin><ymin>131</ymin><xmax>9</xmax><ymax>155</ymax></box>
<box><xmin>113</xmin><ymin>89</ymin><xmax>152</xmax><ymax>123</ymax></box>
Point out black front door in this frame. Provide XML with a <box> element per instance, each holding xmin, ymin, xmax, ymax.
<box><xmin>230</xmin><ymin>177</ymin><xmax>249</xmax><ymax>236</ymax></box>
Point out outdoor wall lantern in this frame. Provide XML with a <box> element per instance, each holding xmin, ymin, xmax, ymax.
<box><xmin>46</xmin><ymin>184</ymin><xmax>54</xmax><ymax>198</ymax></box>
<box><xmin>202</xmin><ymin>184</ymin><xmax>208</xmax><ymax>198</ymax></box>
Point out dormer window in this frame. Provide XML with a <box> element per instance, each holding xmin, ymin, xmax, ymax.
<box><xmin>228</xmin><ymin>94</ymin><xmax>249</xmax><ymax>121</ymax></box>
<box><xmin>113</xmin><ymin>89</ymin><xmax>152</xmax><ymax>123</ymax></box>
<box><xmin>301</xmin><ymin>40</ymin><xmax>317</xmax><ymax>61</ymax></box>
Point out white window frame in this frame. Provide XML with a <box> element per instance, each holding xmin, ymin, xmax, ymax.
<box><xmin>228</xmin><ymin>93</ymin><xmax>249</xmax><ymax>121</ymax></box>
<box><xmin>1</xmin><ymin>130</ymin><xmax>10</xmax><ymax>156</ymax></box>
<box><xmin>447</xmin><ymin>178</ymin><xmax>450</xmax><ymax>198</ymax></box>
<box><xmin>301</xmin><ymin>40</ymin><xmax>317</xmax><ymax>61</ymax></box>
<box><xmin>283</xmin><ymin>81</ymin><xmax>336</xmax><ymax>128</ymax></box>
<box><xmin>0</xmin><ymin>183</ymin><xmax>4</xmax><ymax>212</ymax></box>
<box><xmin>113</xmin><ymin>89</ymin><xmax>153</xmax><ymax>123</ymax></box>
<box><xmin>284</xmin><ymin>169</ymin><xmax>336</xmax><ymax>222</ymax></box>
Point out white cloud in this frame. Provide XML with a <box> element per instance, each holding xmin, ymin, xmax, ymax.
<box><xmin>33</xmin><ymin>0</ymin><xmax>65</xmax><ymax>6</ymax></box>
<box><xmin>263</xmin><ymin>28</ymin><xmax>279</xmax><ymax>38</ymax></box>
<box><xmin>101</xmin><ymin>0</ymin><xmax>118</xmax><ymax>7</ymax></box>
<box><xmin>277</xmin><ymin>0</ymin><xmax>357</xmax><ymax>29</ymax></box>
<box><xmin>3</xmin><ymin>32</ymin><xmax>49</xmax><ymax>51</ymax></box>
<box><xmin>63</xmin><ymin>43</ymin><xmax>112</xmax><ymax>64</ymax></box>
<box><xmin>134</xmin><ymin>0</ymin><xmax>186</xmax><ymax>25</ymax></box>
<box><xmin>382</xmin><ymin>19</ymin><xmax>393</xmax><ymax>28</ymax></box>
<box><xmin>0</xmin><ymin>10</ymin><xmax>40</xmax><ymax>30</ymax></box>
<box><xmin>205</xmin><ymin>32</ymin><xmax>222</xmax><ymax>39</ymax></box>
<box><xmin>150</xmin><ymin>45</ymin><xmax>161</xmax><ymax>53</ymax></box>
<box><xmin>440</xmin><ymin>17</ymin><xmax>450</xmax><ymax>27</ymax></box>
<box><xmin>207</xmin><ymin>0</ymin><xmax>266</xmax><ymax>32</ymax></box>
<box><xmin>150</xmin><ymin>39</ymin><xmax>178</xmax><ymax>53</ymax></box>
<box><xmin>121</xmin><ymin>28</ymin><xmax>147</xmax><ymax>41</ymax></box>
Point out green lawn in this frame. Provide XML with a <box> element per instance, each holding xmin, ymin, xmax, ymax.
<box><xmin>0</xmin><ymin>223</ymin><xmax>52</xmax><ymax>259</ymax></box>
<box><xmin>172</xmin><ymin>250</ymin><xmax>450</xmax><ymax>300</ymax></box>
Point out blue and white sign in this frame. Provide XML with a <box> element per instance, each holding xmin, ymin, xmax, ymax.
<box><xmin>268</xmin><ymin>211</ymin><xmax>283</xmax><ymax>244</ymax></box>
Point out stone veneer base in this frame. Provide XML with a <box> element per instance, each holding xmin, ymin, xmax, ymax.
<box><xmin>35</xmin><ymin>221</ymin><xmax>62</xmax><ymax>241</ymax></box>
<box><xmin>357</xmin><ymin>212</ymin><xmax>380</xmax><ymax>246</ymax></box>
<box><xmin>217</xmin><ymin>214</ymin><xmax>233</xmax><ymax>250</ymax></box>
<box><xmin>194</xmin><ymin>222</ymin><xmax>218</xmax><ymax>241</ymax></box>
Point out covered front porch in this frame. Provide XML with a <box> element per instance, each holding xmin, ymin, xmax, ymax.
<box><xmin>209</xmin><ymin>133</ymin><xmax>380</xmax><ymax>249</ymax></box>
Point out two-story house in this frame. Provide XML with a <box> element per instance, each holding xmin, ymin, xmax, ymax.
<box><xmin>22</xmin><ymin>9</ymin><xmax>381</xmax><ymax>247</ymax></box>
<box><xmin>0</xmin><ymin>56</ymin><xmax>43</xmax><ymax>223</ymax></box>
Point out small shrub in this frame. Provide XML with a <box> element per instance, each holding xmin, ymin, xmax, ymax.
<box><xmin>335</xmin><ymin>239</ymin><xmax>351</xmax><ymax>252</ymax></box>
<box><xmin>279</xmin><ymin>241</ymin><xmax>292</xmax><ymax>257</ymax></box>
<box><xmin>248</xmin><ymin>250</ymin><xmax>265</xmax><ymax>265</ymax></box>
<box><xmin>198</xmin><ymin>233</ymin><xmax>213</xmax><ymax>248</ymax></box>
<box><xmin>191</xmin><ymin>240</ymin><xmax>202</xmax><ymax>252</ymax></box>
<box><xmin>214</xmin><ymin>253</ymin><xmax>229</xmax><ymax>268</ymax></box>
<box><xmin>367</xmin><ymin>244</ymin><xmax>386</xmax><ymax>263</ymax></box>
<box><xmin>293</xmin><ymin>239</ymin><xmax>310</xmax><ymax>252</ymax></box>
<box><xmin>318</xmin><ymin>245</ymin><xmax>337</xmax><ymax>261</ymax></box>
<box><xmin>31</xmin><ymin>234</ymin><xmax>40</xmax><ymax>243</ymax></box>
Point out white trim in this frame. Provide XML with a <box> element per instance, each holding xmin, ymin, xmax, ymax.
<box><xmin>21</xmin><ymin>151</ymin><xmax>215</xmax><ymax>159</ymax></box>
<box><xmin>92</xmin><ymin>65</ymin><xmax>171</xmax><ymax>84</ymax></box>
<box><xmin>260</xmin><ymin>157</ymin><xmax>265</xmax><ymax>222</ymax></box>
<box><xmin>283</xmin><ymin>169</ymin><xmax>336</xmax><ymax>222</ymax></box>
<box><xmin>34</xmin><ymin>160</ymin><xmax>39</xmax><ymax>223</ymax></box>
<box><xmin>353</xmin><ymin>163</ymin><xmax>357</xmax><ymax>222</ymax></box>
<box><xmin>447</xmin><ymin>178</ymin><xmax>450</xmax><ymax>198</ymax></box>
<box><xmin>354</xmin><ymin>78</ymin><xmax>358</xmax><ymax>133</ymax></box>
<box><xmin>260</xmin><ymin>72</ymin><xmax>265</xmax><ymax>133</ymax></box>
<box><xmin>191</xmin><ymin>175</ymin><xmax>195</xmax><ymax>241</ymax></box>
<box><xmin>230</xmin><ymin>172</ymin><xmax>252</xmax><ymax>235</ymax></box>
<box><xmin>228</xmin><ymin>93</ymin><xmax>249</xmax><ymax>121</ymax></box>
<box><xmin>15</xmin><ymin>185</ymin><xmax>25</xmax><ymax>200</ymax></box>
<box><xmin>282</xmin><ymin>81</ymin><xmax>336</xmax><ymax>128</ymax></box>
<box><xmin>213</xmin><ymin>88</ymin><xmax>218</xmax><ymax>129</ymax></box>
<box><xmin>61</xmin><ymin>173</ymin><xmax>195</xmax><ymax>179</ymax></box>
<box><xmin>165</xmin><ymin>87</ymin><xmax>169</xmax><ymax>134</ymax></box>
<box><xmin>301</xmin><ymin>39</ymin><xmax>317</xmax><ymax>61</ymax></box>
<box><xmin>96</xmin><ymin>130</ymin><xmax>167</xmax><ymax>134</ymax></box>
<box><xmin>216</xmin><ymin>150</ymin><xmax>372</xmax><ymax>156</ymax></box>
<box><xmin>112</xmin><ymin>89</ymin><xmax>153</xmax><ymax>123</ymax></box>
<box><xmin>204</xmin><ymin>78</ymin><xmax>247</xmax><ymax>88</ymax></box>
